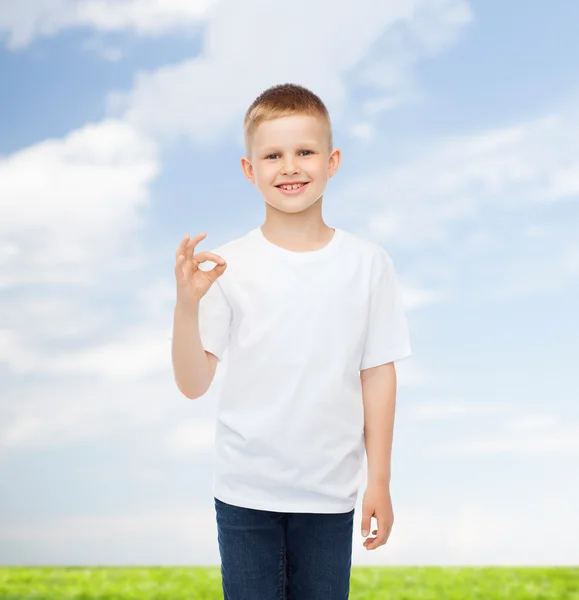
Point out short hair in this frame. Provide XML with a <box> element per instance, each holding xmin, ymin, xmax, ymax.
<box><xmin>244</xmin><ymin>83</ymin><xmax>333</xmax><ymax>156</ymax></box>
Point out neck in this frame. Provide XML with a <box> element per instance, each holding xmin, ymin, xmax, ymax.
<box><xmin>263</xmin><ymin>196</ymin><xmax>330</xmax><ymax>234</ymax></box>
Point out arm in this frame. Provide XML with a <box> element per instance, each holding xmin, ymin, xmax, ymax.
<box><xmin>359</xmin><ymin>361</ymin><xmax>397</xmax><ymax>550</ymax></box>
<box><xmin>358</xmin><ymin>256</ymin><xmax>409</xmax><ymax>550</ymax></box>
<box><xmin>361</xmin><ymin>361</ymin><xmax>397</xmax><ymax>485</ymax></box>
<box><xmin>171</xmin><ymin>302</ymin><xmax>218</xmax><ymax>399</ymax></box>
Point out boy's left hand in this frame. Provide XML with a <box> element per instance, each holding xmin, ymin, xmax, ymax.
<box><xmin>360</xmin><ymin>481</ymin><xmax>394</xmax><ymax>550</ymax></box>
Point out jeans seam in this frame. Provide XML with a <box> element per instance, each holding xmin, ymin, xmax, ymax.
<box><xmin>281</xmin><ymin>516</ymin><xmax>287</xmax><ymax>600</ymax></box>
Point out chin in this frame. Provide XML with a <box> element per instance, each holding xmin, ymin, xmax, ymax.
<box><xmin>266</xmin><ymin>197</ymin><xmax>320</xmax><ymax>214</ymax></box>
<box><xmin>263</xmin><ymin>188</ymin><xmax>324</xmax><ymax>212</ymax></box>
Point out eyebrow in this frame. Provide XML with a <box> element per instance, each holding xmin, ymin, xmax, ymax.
<box><xmin>260</xmin><ymin>142</ymin><xmax>320</xmax><ymax>153</ymax></box>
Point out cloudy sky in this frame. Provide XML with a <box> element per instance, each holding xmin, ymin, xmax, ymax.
<box><xmin>1</xmin><ymin>0</ymin><xmax>578</xmax><ymax>567</ymax></box>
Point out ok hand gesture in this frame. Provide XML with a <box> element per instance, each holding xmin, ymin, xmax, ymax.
<box><xmin>175</xmin><ymin>232</ymin><xmax>227</xmax><ymax>308</ymax></box>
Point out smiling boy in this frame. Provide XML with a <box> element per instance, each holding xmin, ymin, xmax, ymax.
<box><xmin>172</xmin><ymin>83</ymin><xmax>412</xmax><ymax>599</ymax></box>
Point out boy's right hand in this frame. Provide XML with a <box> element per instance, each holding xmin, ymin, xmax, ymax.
<box><xmin>174</xmin><ymin>232</ymin><xmax>227</xmax><ymax>307</ymax></box>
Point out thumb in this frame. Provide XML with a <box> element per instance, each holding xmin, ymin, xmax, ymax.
<box><xmin>361</xmin><ymin>514</ymin><xmax>371</xmax><ymax>537</ymax></box>
<box><xmin>207</xmin><ymin>261</ymin><xmax>227</xmax><ymax>282</ymax></box>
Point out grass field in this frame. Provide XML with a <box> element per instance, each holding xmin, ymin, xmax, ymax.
<box><xmin>1</xmin><ymin>566</ymin><xmax>578</xmax><ymax>599</ymax></box>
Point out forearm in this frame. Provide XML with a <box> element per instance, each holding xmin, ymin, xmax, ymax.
<box><xmin>171</xmin><ymin>302</ymin><xmax>212</xmax><ymax>399</ymax></box>
<box><xmin>361</xmin><ymin>362</ymin><xmax>397</xmax><ymax>485</ymax></box>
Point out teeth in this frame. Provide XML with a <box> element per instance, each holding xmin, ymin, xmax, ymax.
<box><xmin>280</xmin><ymin>183</ymin><xmax>305</xmax><ymax>190</ymax></box>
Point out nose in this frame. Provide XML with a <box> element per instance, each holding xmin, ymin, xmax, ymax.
<box><xmin>281</xmin><ymin>156</ymin><xmax>299</xmax><ymax>175</ymax></box>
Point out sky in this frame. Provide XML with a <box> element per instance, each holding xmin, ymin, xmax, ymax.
<box><xmin>1</xmin><ymin>0</ymin><xmax>578</xmax><ymax>567</ymax></box>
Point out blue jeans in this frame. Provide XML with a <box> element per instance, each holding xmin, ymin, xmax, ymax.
<box><xmin>214</xmin><ymin>497</ymin><xmax>355</xmax><ymax>599</ymax></box>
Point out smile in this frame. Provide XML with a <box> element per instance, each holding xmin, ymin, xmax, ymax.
<box><xmin>276</xmin><ymin>182</ymin><xmax>310</xmax><ymax>195</ymax></box>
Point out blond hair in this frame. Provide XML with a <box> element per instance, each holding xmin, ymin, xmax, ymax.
<box><xmin>244</xmin><ymin>83</ymin><xmax>333</xmax><ymax>156</ymax></box>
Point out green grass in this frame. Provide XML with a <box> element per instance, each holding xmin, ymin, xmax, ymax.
<box><xmin>0</xmin><ymin>567</ymin><xmax>577</xmax><ymax>599</ymax></box>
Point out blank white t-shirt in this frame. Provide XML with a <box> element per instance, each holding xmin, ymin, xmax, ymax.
<box><xmin>197</xmin><ymin>226</ymin><xmax>411</xmax><ymax>514</ymax></box>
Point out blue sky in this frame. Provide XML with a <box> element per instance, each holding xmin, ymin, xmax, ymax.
<box><xmin>1</xmin><ymin>0</ymin><xmax>578</xmax><ymax>567</ymax></box>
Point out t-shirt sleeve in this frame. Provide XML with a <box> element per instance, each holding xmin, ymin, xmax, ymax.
<box><xmin>359</xmin><ymin>257</ymin><xmax>412</xmax><ymax>371</ymax></box>
<box><xmin>197</xmin><ymin>278</ymin><xmax>232</xmax><ymax>361</ymax></box>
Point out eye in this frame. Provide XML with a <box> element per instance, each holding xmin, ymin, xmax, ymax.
<box><xmin>264</xmin><ymin>150</ymin><xmax>313</xmax><ymax>160</ymax></box>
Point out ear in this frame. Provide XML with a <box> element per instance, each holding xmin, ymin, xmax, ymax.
<box><xmin>328</xmin><ymin>148</ymin><xmax>341</xmax><ymax>179</ymax></box>
<box><xmin>241</xmin><ymin>156</ymin><xmax>256</xmax><ymax>184</ymax></box>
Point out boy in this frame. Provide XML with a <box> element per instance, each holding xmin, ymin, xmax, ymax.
<box><xmin>172</xmin><ymin>83</ymin><xmax>412</xmax><ymax>599</ymax></box>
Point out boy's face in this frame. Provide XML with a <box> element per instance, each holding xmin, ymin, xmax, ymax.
<box><xmin>241</xmin><ymin>115</ymin><xmax>341</xmax><ymax>215</ymax></box>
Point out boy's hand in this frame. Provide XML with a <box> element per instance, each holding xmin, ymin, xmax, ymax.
<box><xmin>175</xmin><ymin>232</ymin><xmax>227</xmax><ymax>307</ymax></box>
<box><xmin>361</xmin><ymin>481</ymin><xmax>394</xmax><ymax>550</ymax></box>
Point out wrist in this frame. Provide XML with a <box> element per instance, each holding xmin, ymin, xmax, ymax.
<box><xmin>368</xmin><ymin>474</ymin><xmax>391</xmax><ymax>486</ymax></box>
<box><xmin>175</xmin><ymin>299</ymin><xmax>199</xmax><ymax>315</ymax></box>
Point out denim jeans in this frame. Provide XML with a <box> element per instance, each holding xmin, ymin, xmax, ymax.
<box><xmin>214</xmin><ymin>496</ymin><xmax>355</xmax><ymax>599</ymax></box>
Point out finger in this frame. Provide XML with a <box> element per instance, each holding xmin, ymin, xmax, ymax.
<box><xmin>203</xmin><ymin>261</ymin><xmax>228</xmax><ymax>283</ymax></box>
<box><xmin>185</xmin><ymin>232</ymin><xmax>207</xmax><ymax>259</ymax></box>
<box><xmin>175</xmin><ymin>254</ymin><xmax>186</xmax><ymax>279</ymax></box>
<box><xmin>363</xmin><ymin>526</ymin><xmax>377</xmax><ymax>540</ymax></box>
<box><xmin>175</xmin><ymin>253</ymin><xmax>192</xmax><ymax>283</ymax></box>
<box><xmin>192</xmin><ymin>231</ymin><xmax>207</xmax><ymax>251</ymax></box>
<box><xmin>365</xmin><ymin>534</ymin><xmax>382</xmax><ymax>550</ymax></box>
<box><xmin>192</xmin><ymin>251</ymin><xmax>226</xmax><ymax>265</ymax></box>
<box><xmin>365</xmin><ymin>525</ymin><xmax>391</xmax><ymax>549</ymax></box>
<box><xmin>361</xmin><ymin>514</ymin><xmax>372</xmax><ymax>538</ymax></box>
<box><xmin>175</xmin><ymin>234</ymin><xmax>190</xmax><ymax>261</ymax></box>
<box><xmin>364</xmin><ymin>538</ymin><xmax>376</xmax><ymax>549</ymax></box>
<box><xmin>363</xmin><ymin>530</ymin><xmax>378</xmax><ymax>545</ymax></box>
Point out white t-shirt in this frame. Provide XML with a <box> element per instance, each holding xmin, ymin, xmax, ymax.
<box><xmin>198</xmin><ymin>226</ymin><xmax>412</xmax><ymax>514</ymax></box>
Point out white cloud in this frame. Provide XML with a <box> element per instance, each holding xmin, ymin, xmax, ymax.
<box><xmin>353</xmin><ymin>503</ymin><xmax>579</xmax><ymax>565</ymax></box>
<box><xmin>42</xmin><ymin>324</ymin><xmax>171</xmax><ymax>380</ymax></box>
<box><xmin>488</xmin><ymin>238</ymin><xmax>579</xmax><ymax>300</ymax></box>
<box><xmin>0</xmin><ymin>364</ymin><xmax>223</xmax><ymax>450</ymax></box>
<box><xmin>522</xmin><ymin>224</ymin><xmax>550</xmax><ymax>239</ymax></box>
<box><xmin>363</xmin><ymin>95</ymin><xmax>410</xmax><ymax>115</ymax></box>
<box><xmin>0</xmin><ymin>118</ymin><xmax>158</xmax><ymax>289</ymax></box>
<box><xmin>504</xmin><ymin>413</ymin><xmax>558</xmax><ymax>433</ymax></box>
<box><xmin>337</xmin><ymin>112</ymin><xmax>579</xmax><ymax>249</ymax></box>
<box><xmin>438</xmin><ymin>421</ymin><xmax>579</xmax><ymax>455</ymax></box>
<box><xmin>547</xmin><ymin>163</ymin><xmax>579</xmax><ymax>198</ymax></box>
<box><xmin>349</xmin><ymin>122</ymin><xmax>376</xmax><ymax>142</ymax></box>
<box><xmin>402</xmin><ymin>285</ymin><xmax>444</xmax><ymax>310</ymax></box>
<box><xmin>0</xmin><ymin>302</ymin><xmax>169</xmax><ymax>399</ymax></box>
<box><xmin>354</xmin><ymin>0</ymin><xmax>472</xmax><ymax>115</ymax></box>
<box><xmin>81</xmin><ymin>35</ymin><xmax>124</xmax><ymax>62</ymax></box>
<box><xmin>2</xmin><ymin>495</ymin><xmax>577</xmax><ymax>566</ymax></box>
<box><xmin>109</xmin><ymin>0</ymin><xmax>471</xmax><ymax>145</ymax></box>
<box><xmin>0</xmin><ymin>505</ymin><xmax>222</xmax><ymax>566</ymax></box>
<box><xmin>0</xmin><ymin>118</ymin><xmax>162</xmax><ymax>383</ymax></box>
<box><xmin>163</xmin><ymin>417</ymin><xmax>216</xmax><ymax>456</ymax></box>
<box><xmin>0</xmin><ymin>0</ymin><xmax>216</xmax><ymax>49</ymax></box>
<box><xmin>0</xmin><ymin>329</ymin><xmax>35</xmax><ymax>377</ymax></box>
<box><xmin>0</xmin><ymin>303</ymin><xmax>227</xmax><ymax>449</ymax></box>
<box><xmin>409</xmin><ymin>401</ymin><xmax>509</xmax><ymax>420</ymax></box>
<box><xmin>408</xmin><ymin>404</ymin><xmax>579</xmax><ymax>456</ymax></box>
<box><xmin>1</xmin><ymin>376</ymin><xmax>165</xmax><ymax>449</ymax></box>
<box><xmin>330</xmin><ymin>101</ymin><xmax>579</xmax><ymax>302</ymax></box>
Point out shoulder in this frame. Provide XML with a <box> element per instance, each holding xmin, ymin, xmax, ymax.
<box><xmin>339</xmin><ymin>228</ymin><xmax>395</xmax><ymax>278</ymax></box>
<box><xmin>198</xmin><ymin>229</ymin><xmax>261</xmax><ymax>284</ymax></box>
<box><xmin>206</xmin><ymin>229</ymin><xmax>259</xmax><ymax>261</ymax></box>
